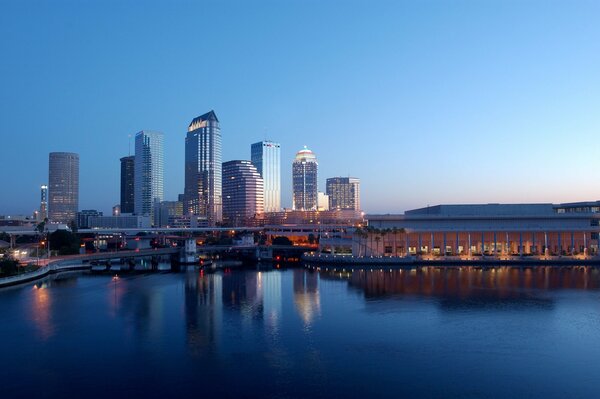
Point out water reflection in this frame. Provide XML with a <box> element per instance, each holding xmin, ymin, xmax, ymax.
<box><xmin>28</xmin><ymin>272</ymin><xmax>82</xmax><ymax>340</ymax></box>
<box><xmin>317</xmin><ymin>266</ymin><xmax>600</xmax><ymax>303</ymax></box>
<box><xmin>293</xmin><ymin>269</ymin><xmax>321</xmax><ymax>327</ymax></box>
<box><xmin>222</xmin><ymin>271</ymin><xmax>263</xmax><ymax>319</ymax></box>
<box><xmin>185</xmin><ymin>269</ymin><xmax>222</xmax><ymax>355</ymax></box>
<box><xmin>5</xmin><ymin>266</ymin><xmax>600</xmax><ymax>398</ymax></box>
<box><xmin>31</xmin><ymin>283</ymin><xmax>54</xmax><ymax>340</ymax></box>
<box><xmin>261</xmin><ymin>271</ymin><xmax>282</xmax><ymax>336</ymax></box>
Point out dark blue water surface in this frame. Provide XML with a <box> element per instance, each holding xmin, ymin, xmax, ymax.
<box><xmin>2</xmin><ymin>265</ymin><xmax>600</xmax><ymax>398</ymax></box>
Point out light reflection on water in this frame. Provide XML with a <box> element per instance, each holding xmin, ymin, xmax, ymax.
<box><xmin>1</xmin><ymin>264</ymin><xmax>600</xmax><ymax>398</ymax></box>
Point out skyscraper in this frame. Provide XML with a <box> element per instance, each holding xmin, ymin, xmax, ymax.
<box><xmin>48</xmin><ymin>152</ymin><xmax>79</xmax><ymax>224</ymax></box>
<box><xmin>222</xmin><ymin>160</ymin><xmax>264</xmax><ymax>226</ymax></box>
<box><xmin>251</xmin><ymin>141</ymin><xmax>281</xmax><ymax>212</ymax></box>
<box><xmin>184</xmin><ymin>110</ymin><xmax>222</xmax><ymax>226</ymax></box>
<box><xmin>326</xmin><ymin>177</ymin><xmax>361</xmax><ymax>211</ymax></box>
<box><xmin>292</xmin><ymin>146</ymin><xmax>318</xmax><ymax>211</ymax></box>
<box><xmin>39</xmin><ymin>185</ymin><xmax>48</xmax><ymax>221</ymax></box>
<box><xmin>120</xmin><ymin>155</ymin><xmax>135</xmax><ymax>214</ymax></box>
<box><xmin>134</xmin><ymin>131</ymin><xmax>164</xmax><ymax>225</ymax></box>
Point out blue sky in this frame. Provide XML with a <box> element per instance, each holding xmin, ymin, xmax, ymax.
<box><xmin>1</xmin><ymin>0</ymin><xmax>599</xmax><ymax>215</ymax></box>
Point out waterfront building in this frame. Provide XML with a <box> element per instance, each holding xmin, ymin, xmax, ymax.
<box><xmin>292</xmin><ymin>146</ymin><xmax>318</xmax><ymax>211</ymax></box>
<box><xmin>39</xmin><ymin>184</ymin><xmax>48</xmax><ymax>221</ymax></box>
<box><xmin>360</xmin><ymin>202</ymin><xmax>600</xmax><ymax>257</ymax></box>
<box><xmin>134</xmin><ymin>131</ymin><xmax>164</xmax><ymax>225</ymax></box>
<box><xmin>120</xmin><ymin>155</ymin><xmax>135</xmax><ymax>214</ymax></box>
<box><xmin>251</xmin><ymin>141</ymin><xmax>281</xmax><ymax>212</ymax></box>
<box><xmin>317</xmin><ymin>192</ymin><xmax>329</xmax><ymax>211</ymax></box>
<box><xmin>48</xmin><ymin>152</ymin><xmax>79</xmax><ymax>225</ymax></box>
<box><xmin>157</xmin><ymin>200</ymin><xmax>184</xmax><ymax>228</ymax></box>
<box><xmin>184</xmin><ymin>110</ymin><xmax>222</xmax><ymax>226</ymax></box>
<box><xmin>77</xmin><ymin>209</ymin><xmax>103</xmax><ymax>229</ymax></box>
<box><xmin>222</xmin><ymin>160</ymin><xmax>264</xmax><ymax>226</ymax></box>
<box><xmin>88</xmin><ymin>215</ymin><xmax>151</xmax><ymax>229</ymax></box>
<box><xmin>326</xmin><ymin>177</ymin><xmax>360</xmax><ymax>211</ymax></box>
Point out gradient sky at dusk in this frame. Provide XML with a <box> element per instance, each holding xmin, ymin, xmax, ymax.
<box><xmin>1</xmin><ymin>0</ymin><xmax>600</xmax><ymax>215</ymax></box>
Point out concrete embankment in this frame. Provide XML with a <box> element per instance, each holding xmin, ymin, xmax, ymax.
<box><xmin>302</xmin><ymin>253</ymin><xmax>600</xmax><ymax>267</ymax></box>
<box><xmin>0</xmin><ymin>261</ymin><xmax>91</xmax><ymax>288</ymax></box>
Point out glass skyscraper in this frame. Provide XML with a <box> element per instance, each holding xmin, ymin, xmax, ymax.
<box><xmin>120</xmin><ymin>155</ymin><xmax>135</xmax><ymax>214</ymax></box>
<box><xmin>134</xmin><ymin>130</ymin><xmax>164</xmax><ymax>225</ymax></box>
<box><xmin>222</xmin><ymin>160</ymin><xmax>264</xmax><ymax>226</ymax></box>
<box><xmin>251</xmin><ymin>141</ymin><xmax>281</xmax><ymax>213</ymax></box>
<box><xmin>48</xmin><ymin>152</ymin><xmax>79</xmax><ymax>224</ymax></box>
<box><xmin>184</xmin><ymin>110</ymin><xmax>222</xmax><ymax>226</ymax></box>
<box><xmin>292</xmin><ymin>146</ymin><xmax>318</xmax><ymax>211</ymax></box>
<box><xmin>39</xmin><ymin>184</ymin><xmax>48</xmax><ymax>221</ymax></box>
<box><xmin>326</xmin><ymin>177</ymin><xmax>361</xmax><ymax>211</ymax></box>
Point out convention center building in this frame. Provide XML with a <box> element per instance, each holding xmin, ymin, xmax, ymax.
<box><xmin>358</xmin><ymin>202</ymin><xmax>600</xmax><ymax>257</ymax></box>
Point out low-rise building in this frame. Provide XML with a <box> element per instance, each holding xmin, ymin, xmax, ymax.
<box><xmin>360</xmin><ymin>202</ymin><xmax>600</xmax><ymax>257</ymax></box>
<box><xmin>88</xmin><ymin>215</ymin><xmax>151</xmax><ymax>229</ymax></box>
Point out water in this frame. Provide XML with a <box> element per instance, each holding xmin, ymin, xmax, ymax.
<box><xmin>1</xmin><ymin>265</ymin><xmax>600</xmax><ymax>398</ymax></box>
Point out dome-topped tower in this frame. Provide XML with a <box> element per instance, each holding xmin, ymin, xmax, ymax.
<box><xmin>295</xmin><ymin>146</ymin><xmax>317</xmax><ymax>162</ymax></box>
<box><xmin>292</xmin><ymin>146</ymin><xmax>318</xmax><ymax>211</ymax></box>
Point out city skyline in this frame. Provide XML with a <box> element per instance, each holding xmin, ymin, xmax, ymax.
<box><xmin>2</xmin><ymin>1</ymin><xmax>600</xmax><ymax>216</ymax></box>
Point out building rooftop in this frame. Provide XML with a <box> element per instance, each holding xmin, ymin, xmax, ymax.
<box><xmin>405</xmin><ymin>203</ymin><xmax>556</xmax><ymax>217</ymax></box>
<box><xmin>188</xmin><ymin>110</ymin><xmax>219</xmax><ymax>131</ymax></box>
<box><xmin>294</xmin><ymin>146</ymin><xmax>317</xmax><ymax>162</ymax></box>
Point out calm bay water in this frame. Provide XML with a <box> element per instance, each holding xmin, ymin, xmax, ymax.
<box><xmin>1</xmin><ymin>265</ymin><xmax>600</xmax><ymax>398</ymax></box>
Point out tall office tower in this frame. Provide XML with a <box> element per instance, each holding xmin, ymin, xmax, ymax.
<box><xmin>251</xmin><ymin>141</ymin><xmax>281</xmax><ymax>212</ymax></box>
<box><xmin>292</xmin><ymin>146</ymin><xmax>318</xmax><ymax>211</ymax></box>
<box><xmin>48</xmin><ymin>152</ymin><xmax>79</xmax><ymax>224</ymax></box>
<box><xmin>134</xmin><ymin>131</ymin><xmax>164</xmax><ymax>225</ymax></box>
<box><xmin>184</xmin><ymin>110</ymin><xmax>222</xmax><ymax>226</ymax></box>
<box><xmin>326</xmin><ymin>177</ymin><xmax>361</xmax><ymax>211</ymax></box>
<box><xmin>222</xmin><ymin>160</ymin><xmax>264</xmax><ymax>226</ymax></box>
<box><xmin>120</xmin><ymin>155</ymin><xmax>135</xmax><ymax>213</ymax></box>
<box><xmin>39</xmin><ymin>185</ymin><xmax>48</xmax><ymax>221</ymax></box>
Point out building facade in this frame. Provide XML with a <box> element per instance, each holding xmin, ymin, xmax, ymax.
<box><xmin>326</xmin><ymin>177</ymin><xmax>360</xmax><ymax>211</ymax></box>
<box><xmin>88</xmin><ymin>215</ymin><xmax>151</xmax><ymax>229</ymax></box>
<box><xmin>222</xmin><ymin>160</ymin><xmax>264</xmax><ymax>226</ymax></box>
<box><xmin>360</xmin><ymin>202</ymin><xmax>600</xmax><ymax>258</ymax></box>
<box><xmin>134</xmin><ymin>131</ymin><xmax>164</xmax><ymax>225</ymax></box>
<box><xmin>292</xmin><ymin>146</ymin><xmax>318</xmax><ymax>211</ymax></box>
<box><xmin>48</xmin><ymin>152</ymin><xmax>79</xmax><ymax>224</ymax></box>
<box><xmin>157</xmin><ymin>200</ymin><xmax>184</xmax><ymax>228</ymax></box>
<box><xmin>77</xmin><ymin>209</ymin><xmax>103</xmax><ymax>229</ymax></box>
<box><xmin>251</xmin><ymin>141</ymin><xmax>281</xmax><ymax>212</ymax></box>
<box><xmin>317</xmin><ymin>192</ymin><xmax>329</xmax><ymax>211</ymax></box>
<box><xmin>184</xmin><ymin>110</ymin><xmax>222</xmax><ymax>226</ymax></box>
<box><xmin>120</xmin><ymin>155</ymin><xmax>135</xmax><ymax>214</ymax></box>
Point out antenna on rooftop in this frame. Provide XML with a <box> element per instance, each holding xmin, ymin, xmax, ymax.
<box><xmin>128</xmin><ymin>134</ymin><xmax>132</xmax><ymax>156</ymax></box>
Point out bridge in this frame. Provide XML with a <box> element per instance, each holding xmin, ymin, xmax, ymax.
<box><xmin>0</xmin><ymin>247</ymin><xmax>182</xmax><ymax>288</ymax></box>
<box><xmin>2</xmin><ymin>226</ymin><xmax>263</xmax><ymax>238</ymax></box>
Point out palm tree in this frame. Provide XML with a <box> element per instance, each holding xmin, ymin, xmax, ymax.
<box><xmin>367</xmin><ymin>226</ymin><xmax>375</xmax><ymax>256</ymax></box>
